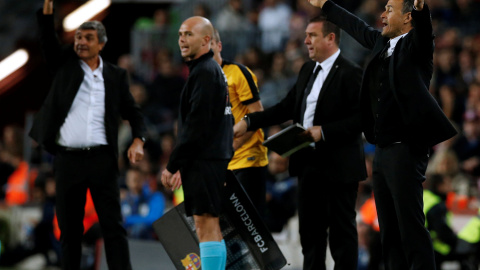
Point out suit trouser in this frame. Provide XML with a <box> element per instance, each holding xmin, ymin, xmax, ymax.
<box><xmin>54</xmin><ymin>148</ymin><xmax>132</xmax><ymax>270</ymax></box>
<box><xmin>373</xmin><ymin>143</ymin><xmax>435</xmax><ymax>270</ymax></box>
<box><xmin>298</xmin><ymin>164</ymin><xmax>359</xmax><ymax>270</ymax></box>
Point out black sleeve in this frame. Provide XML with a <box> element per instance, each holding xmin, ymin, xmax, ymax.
<box><xmin>37</xmin><ymin>9</ymin><xmax>71</xmax><ymax>73</ymax></box>
<box><xmin>410</xmin><ymin>4</ymin><xmax>435</xmax><ymax>58</ymax></box>
<box><xmin>322</xmin><ymin>1</ymin><xmax>381</xmax><ymax>50</ymax></box>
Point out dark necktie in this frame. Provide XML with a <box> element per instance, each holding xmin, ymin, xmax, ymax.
<box><xmin>380</xmin><ymin>41</ymin><xmax>391</xmax><ymax>59</ymax></box>
<box><xmin>300</xmin><ymin>65</ymin><xmax>322</xmax><ymax>124</ymax></box>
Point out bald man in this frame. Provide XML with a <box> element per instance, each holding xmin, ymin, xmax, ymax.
<box><xmin>161</xmin><ymin>16</ymin><xmax>233</xmax><ymax>270</ymax></box>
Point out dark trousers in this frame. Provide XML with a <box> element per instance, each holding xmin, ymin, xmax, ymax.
<box><xmin>232</xmin><ymin>166</ymin><xmax>268</xmax><ymax>217</ymax></box>
<box><xmin>373</xmin><ymin>143</ymin><xmax>435</xmax><ymax>270</ymax></box>
<box><xmin>297</xmin><ymin>165</ymin><xmax>359</xmax><ymax>270</ymax></box>
<box><xmin>54</xmin><ymin>148</ymin><xmax>132</xmax><ymax>270</ymax></box>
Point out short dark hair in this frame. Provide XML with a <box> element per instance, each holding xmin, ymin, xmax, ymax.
<box><xmin>309</xmin><ymin>14</ymin><xmax>341</xmax><ymax>46</ymax></box>
<box><xmin>402</xmin><ymin>0</ymin><xmax>415</xmax><ymax>27</ymax></box>
<box><xmin>78</xmin><ymin>20</ymin><xmax>108</xmax><ymax>44</ymax></box>
<box><xmin>212</xmin><ymin>28</ymin><xmax>221</xmax><ymax>43</ymax></box>
<box><xmin>402</xmin><ymin>0</ymin><xmax>414</xmax><ymax>14</ymax></box>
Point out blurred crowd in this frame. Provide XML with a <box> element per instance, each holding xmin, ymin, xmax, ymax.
<box><xmin>1</xmin><ymin>0</ymin><xmax>480</xmax><ymax>269</ymax></box>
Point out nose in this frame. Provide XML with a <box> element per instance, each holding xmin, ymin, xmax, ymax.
<box><xmin>304</xmin><ymin>36</ymin><xmax>310</xmax><ymax>45</ymax></box>
<box><xmin>77</xmin><ymin>37</ymin><xmax>86</xmax><ymax>45</ymax></box>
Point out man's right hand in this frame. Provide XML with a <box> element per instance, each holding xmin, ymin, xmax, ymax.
<box><xmin>308</xmin><ymin>0</ymin><xmax>327</xmax><ymax>8</ymax></box>
<box><xmin>43</xmin><ymin>0</ymin><xmax>53</xmax><ymax>15</ymax></box>
<box><xmin>233</xmin><ymin>119</ymin><xmax>248</xmax><ymax>138</ymax></box>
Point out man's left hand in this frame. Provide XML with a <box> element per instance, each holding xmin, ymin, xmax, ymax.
<box><xmin>414</xmin><ymin>0</ymin><xmax>424</xmax><ymax>11</ymax></box>
<box><xmin>161</xmin><ymin>170</ymin><xmax>182</xmax><ymax>191</ymax></box>
<box><xmin>302</xmin><ymin>126</ymin><xmax>323</xmax><ymax>142</ymax></box>
<box><xmin>127</xmin><ymin>138</ymin><xmax>144</xmax><ymax>164</ymax></box>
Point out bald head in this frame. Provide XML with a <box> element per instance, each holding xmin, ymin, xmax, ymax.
<box><xmin>178</xmin><ymin>16</ymin><xmax>214</xmax><ymax>61</ymax></box>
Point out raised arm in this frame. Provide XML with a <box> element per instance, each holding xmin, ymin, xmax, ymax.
<box><xmin>43</xmin><ymin>0</ymin><xmax>53</xmax><ymax>15</ymax></box>
<box><xmin>307</xmin><ymin>0</ymin><xmax>380</xmax><ymax>50</ymax></box>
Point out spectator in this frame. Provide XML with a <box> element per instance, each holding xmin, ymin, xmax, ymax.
<box><xmin>264</xmin><ymin>152</ymin><xmax>297</xmax><ymax>233</ymax></box>
<box><xmin>423</xmin><ymin>174</ymin><xmax>463</xmax><ymax>269</ymax></box>
<box><xmin>452</xmin><ymin>110</ymin><xmax>480</xmax><ymax>177</ymax></box>
<box><xmin>214</xmin><ymin>0</ymin><xmax>251</xmax><ymax>32</ymax></box>
<box><xmin>427</xmin><ymin>148</ymin><xmax>474</xmax><ymax>198</ymax></box>
<box><xmin>121</xmin><ymin>167</ymin><xmax>165</xmax><ymax>240</ymax></box>
<box><xmin>257</xmin><ymin>0</ymin><xmax>292</xmax><ymax>52</ymax></box>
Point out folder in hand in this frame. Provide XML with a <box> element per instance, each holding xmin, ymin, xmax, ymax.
<box><xmin>263</xmin><ymin>123</ymin><xmax>313</xmax><ymax>157</ymax></box>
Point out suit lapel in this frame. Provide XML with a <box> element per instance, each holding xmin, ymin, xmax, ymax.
<box><xmin>64</xmin><ymin>60</ymin><xmax>85</xmax><ymax>107</ymax></box>
<box><xmin>296</xmin><ymin>62</ymin><xmax>317</xmax><ymax>110</ymax></box>
<box><xmin>103</xmin><ymin>63</ymin><xmax>114</xmax><ymax>118</ymax></box>
<box><xmin>316</xmin><ymin>58</ymin><xmax>340</xmax><ymax>106</ymax></box>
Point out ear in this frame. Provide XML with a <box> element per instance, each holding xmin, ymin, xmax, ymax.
<box><xmin>328</xmin><ymin>33</ymin><xmax>336</xmax><ymax>43</ymax></box>
<box><xmin>404</xmin><ymin>12</ymin><xmax>412</xmax><ymax>24</ymax></box>
<box><xmin>218</xmin><ymin>41</ymin><xmax>223</xmax><ymax>52</ymax></box>
<box><xmin>203</xmin><ymin>35</ymin><xmax>212</xmax><ymax>47</ymax></box>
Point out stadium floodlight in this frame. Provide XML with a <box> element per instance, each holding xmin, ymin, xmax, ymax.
<box><xmin>63</xmin><ymin>0</ymin><xmax>111</xmax><ymax>32</ymax></box>
<box><xmin>0</xmin><ymin>49</ymin><xmax>29</xmax><ymax>82</ymax></box>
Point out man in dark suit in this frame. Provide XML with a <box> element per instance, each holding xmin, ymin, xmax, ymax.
<box><xmin>234</xmin><ymin>16</ymin><xmax>366</xmax><ymax>270</ymax></box>
<box><xmin>308</xmin><ymin>0</ymin><xmax>458</xmax><ymax>269</ymax></box>
<box><xmin>29</xmin><ymin>0</ymin><xmax>146</xmax><ymax>269</ymax></box>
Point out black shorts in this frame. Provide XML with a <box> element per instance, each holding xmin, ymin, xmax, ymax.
<box><xmin>180</xmin><ymin>159</ymin><xmax>229</xmax><ymax>217</ymax></box>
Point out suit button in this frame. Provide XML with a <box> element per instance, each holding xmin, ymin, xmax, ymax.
<box><xmin>380</xmin><ymin>83</ymin><xmax>383</xmax><ymax>87</ymax></box>
<box><xmin>376</xmin><ymin>114</ymin><xmax>379</xmax><ymax>118</ymax></box>
<box><xmin>378</xmin><ymin>98</ymin><xmax>380</xmax><ymax>102</ymax></box>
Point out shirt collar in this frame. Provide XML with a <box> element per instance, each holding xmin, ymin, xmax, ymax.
<box><xmin>186</xmin><ymin>50</ymin><xmax>214</xmax><ymax>71</ymax></box>
<box><xmin>315</xmin><ymin>49</ymin><xmax>340</xmax><ymax>73</ymax></box>
<box><xmin>79</xmin><ymin>56</ymin><xmax>104</xmax><ymax>75</ymax></box>
<box><xmin>389</xmin><ymin>33</ymin><xmax>408</xmax><ymax>50</ymax></box>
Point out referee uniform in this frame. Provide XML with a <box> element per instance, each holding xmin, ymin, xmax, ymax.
<box><xmin>166</xmin><ymin>50</ymin><xmax>233</xmax><ymax>216</ymax></box>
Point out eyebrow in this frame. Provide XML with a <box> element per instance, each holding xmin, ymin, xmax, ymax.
<box><xmin>76</xmin><ymin>32</ymin><xmax>95</xmax><ymax>37</ymax></box>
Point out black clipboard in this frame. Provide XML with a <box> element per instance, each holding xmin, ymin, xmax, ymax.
<box><xmin>263</xmin><ymin>123</ymin><xmax>313</xmax><ymax>157</ymax></box>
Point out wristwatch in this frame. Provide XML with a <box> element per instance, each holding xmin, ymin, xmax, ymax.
<box><xmin>242</xmin><ymin>115</ymin><xmax>250</xmax><ymax>129</ymax></box>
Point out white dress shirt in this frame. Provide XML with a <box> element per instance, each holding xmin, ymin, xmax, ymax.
<box><xmin>303</xmin><ymin>49</ymin><xmax>341</xmax><ymax>129</ymax></box>
<box><xmin>385</xmin><ymin>33</ymin><xmax>408</xmax><ymax>58</ymax></box>
<box><xmin>57</xmin><ymin>57</ymin><xmax>108</xmax><ymax>148</ymax></box>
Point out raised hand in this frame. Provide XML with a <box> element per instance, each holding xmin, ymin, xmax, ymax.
<box><xmin>308</xmin><ymin>0</ymin><xmax>328</xmax><ymax>8</ymax></box>
<box><xmin>414</xmin><ymin>0</ymin><xmax>425</xmax><ymax>11</ymax></box>
<box><xmin>43</xmin><ymin>0</ymin><xmax>53</xmax><ymax>14</ymax></box>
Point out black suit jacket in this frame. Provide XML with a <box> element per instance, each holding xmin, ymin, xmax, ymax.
<box><xmin>29</xmin><ymin>11</ymin><xmax>145</xmax><ymax>157</ymax></box>
<box><xmin>322</xmin><ymin>2</ymin><xmax>457</xmax><ymax>147</ymax></box>
<box><xmin>249</xmin><ymin>55</ymin><xmax>366</xmax><ymax>182</ymax></box>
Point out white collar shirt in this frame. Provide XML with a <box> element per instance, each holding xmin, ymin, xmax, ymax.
<box><xmin>385</xmin><ymin>33</ymin><xmax>408</xmax><ymax>57</ymax></box>
<box><xmin>303</xmin><ymin>49</ymin><xmax>340</xmax><ymax>129</ymax></box>
<box><xmin>57</xmin><ymin>57</ymin><xmax>108</xmax><ymax>148</ymax></box>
